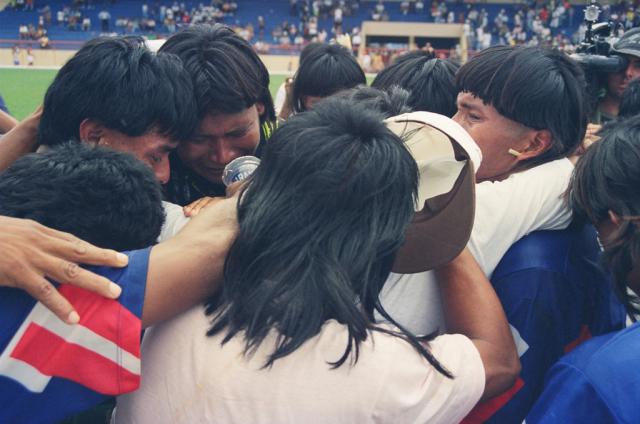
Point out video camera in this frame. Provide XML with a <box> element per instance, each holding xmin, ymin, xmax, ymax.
<box><xmin>570</xmin><ymin>2</ymin><xmax>627</xmax><ymax>74</ymax></box>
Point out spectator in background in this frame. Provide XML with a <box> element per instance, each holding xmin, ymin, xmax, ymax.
<box><xmin>619</xmin><ymin>78</ymin><xmax>640</xmax><ymax>119</ymax></box>
<box><xmin>26</xmin><ymin>47</ymin><xmax>34</xmax><ymax>66</ymax></box>
<box><xmin>98</xmin><ymin>8</ymin><xmax>111</xmax><ymax>32</ymax></box>
<box><xmin>12</xmin><ymin>46</ymin><xmax>20</xmax><ymax>66</ymax></box>
<box><xmin>372</xmin><ymin>51</ymin><xmax>459</xmax><ymax>117</ymax></box>
<box><xmin>595</xmin><ymin>28</ymin><xmax>640</xmax><ymax>123</ymax></box>
<box><xmin>289</xmin><ymin>43</ymin><xmax>366</xmax><ymax>114</ymax></box>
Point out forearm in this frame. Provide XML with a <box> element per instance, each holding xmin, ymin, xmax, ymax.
<box><xmin>0</xmin><ymin>108</ymin><xmax>41</xmax><ymax>171</ymax></box>
<box><xmin>436</xmin><ymin>248</ymin><xmax>520</xmax><ymax>400</ymax></box>
<box><xmin>141</xmin><ymin>196</ymin><xmax>238</xmax><ymax>327</ymax></box>
<box><xmin>0</xmin><ymin>109</ymin><xmax>19</xmax><ymax>134</ymax></box>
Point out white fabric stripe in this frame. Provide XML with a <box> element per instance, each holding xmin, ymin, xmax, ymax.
<box><xmin>510</xmin><ymin>324</ymin><xmax>529</xmax><ymax>357</ymax></box>
<box><xmin>0</xmin><ymin>302</ymin><xmax>52</xmax><ymax>392</ymax></box>
<box><xmin>29</xmin><ymin>302</ymin><xmax>141</xmax><ymax>375</ymax></box>
<box><xmin>0</xmin><ymin>301</ymin><xmax>140</xmax><ymax>393</ymax></box>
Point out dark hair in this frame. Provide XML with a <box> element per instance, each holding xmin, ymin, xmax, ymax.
<box><xmin>39</xmin><ymin>36</ymin><xmax>197</xmax><ymax>147</ymax></box>
<box><xmin>569</xmin><ymin>116</ymin><xmax>640</xmax><ymax>317</ymax></box>
<box><xmin>335</xmin><ymin>85</ymin><xmax>413</xmax><ymax>118</ymax></box>
<box><xmin>0</xmin><ymin>142</ymin><xmax>165</xmax><ymax>251</ymax></box>
<box><xmin>372</xmin><ymin>52</ymin><xmax>459</xmax><ymax>117</ymax></box>
<box><xmin>291</xmin><ymin>43</ymin><xmax>366</xmax><ymax>113</ymax></box>
<box><xmin>205</xmin><ymin>98</ymin><xmax>450</xmax><ymax>376</ymax></box>
<box><xmin>619</xmin><ymin>79</ymin><xmax>640</xmax><ymax>119</ymax></box>
<box><xmin>456</xmin><ymin>46</ymin><xmax>588</xmax><ymax>168</ymax></box>
<box><xmin>159</xmin><ymin>24</ymin><xmax>276</xmax><ymax>123</ymax></box>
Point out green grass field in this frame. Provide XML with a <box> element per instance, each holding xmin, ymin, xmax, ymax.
<box><xmin>0</xmin><ymin>68</ymin><xmax>290</xmax><ymax>120</ymax></box>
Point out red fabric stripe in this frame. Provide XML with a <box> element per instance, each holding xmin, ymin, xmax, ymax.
<box><xmin>564</xmin><ymin>325</ymin><xmax>592</xmax><ymax>354</ymax></box>
<box><xmin>59</xmin><ymin>284</ymin><xmax>141</xmax><ymax>358</ymax></box>
<box><xmin>10</xmin><ymin>323</ymin><xmax>140</xmax><ymax>395</ymax></box>
<box><xmin>460</xmin><ymin>377</ymin><xmax>525</xmax><ymax>424</ymax></box>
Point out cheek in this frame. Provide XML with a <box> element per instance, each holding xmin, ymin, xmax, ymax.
<box><xmin>236</xmin><ymin>130</ymin><xmax>261</xmax><ymax>154</ymax></box>
<box><xmin>178</xmin><ymin>143</ymin><xmax>208</xmax><ymax>165</ymax></box>
<box><xmin>609</xmin><ymin>73</ymin><xmax>624</xmax><ymax>87</ymax></box>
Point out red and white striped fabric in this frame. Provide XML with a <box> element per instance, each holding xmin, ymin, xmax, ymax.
<box><xmin>0</xmin><ymin>284</ymin><xmax>141</xmax><ymax>395</ymax></box>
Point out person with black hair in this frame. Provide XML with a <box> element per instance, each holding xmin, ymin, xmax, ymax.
<box><xmin>38</xmin><ymin>36</ymin><xmax>198</xmax><ymax>185</ymax></box>
<box><xmin>378</xmin><ymin>45</ymin><xmax>616</xmax><ymax>422</ymax></box>
<box><xmin>0</xmin><ymin>142</ymin><xmax>165</xmax><ymax>251</ymax></box>
<box><xmin>115</xmin><ymin>97</ymin><xmax>519</xmax><ymax>423</ymax></box>
<box><xmin>289</xmin><ymin>42</ymin><xmax>366</xmax><ymax>114</ymax></box>
<box><xmin>619</xmin><ymin>78</ymin><xmax>640</xmax><ymax>119</ymax></box>
<box><xmin>0</xmin><ymin>142</ymin><xmax>239</xmax><ymax>423</ymax></box>
<box><xmin>371</xmin><ymin>51</ymin><xmax>459</xmax><ymax>117</ymax></box>
<box><xmin>159</xmin><ymin>24</ymin><xmax>277</xmax><ymax>208</ymax></box>
<box><xmin>528</xmin><ymin>116</ymin><xmax>640</xmax><ymax>423</ymax></box>
<box><xmin>594</xmin><ymin>27</ymin><xmax>640</xmax><ymax>123</ymax></box>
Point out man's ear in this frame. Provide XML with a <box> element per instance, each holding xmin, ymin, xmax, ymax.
<box><xmin>255</xmin><ymin>102</ymin><xmax>265</xmax><ymax>117</ymax></box>
<box><xmin>516</xmin><ymin>129</ymin><xmax>552</xmax><ymax>162</ymax></box>
<box><xmin>609</xmin><ymin>210</ymin><xmax>622</xmax><ymax>227</ymax></box>
<box><xmin>79</xmin><ymin>118</ymin><xmax>107</xmax><ymax>145</ymax></box>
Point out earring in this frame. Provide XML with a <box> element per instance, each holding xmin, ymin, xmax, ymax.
<box><xmin>508</xmin><ymin>148</ymin><xmax>522</xmax><ymax>157</ymax></box>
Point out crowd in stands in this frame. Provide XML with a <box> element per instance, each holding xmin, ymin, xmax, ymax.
<box><xmin>0</xmin><ymin>0</ymin><xmax>629</xmax><ymax>52</ymax></box>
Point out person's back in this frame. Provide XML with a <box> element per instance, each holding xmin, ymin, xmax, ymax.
<box><xmin>0</xmin><ymin>142</ymin><xmax>164</xmax><ymax>423</ymax></box>
<box><xmin>474</xmin><ymin>225</ymin><xmax>626</xmax><ymax>423</ymax></box>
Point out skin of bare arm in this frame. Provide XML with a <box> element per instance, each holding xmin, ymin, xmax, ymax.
<box><xmin>435</xmin><ymin>248</ymin><xmax>521</xmax><ymax>401</ymax></box>
<box><xmin>141</xmin><ymin>194</ymin><xmax>238</xmax><ymax>327</ymax></box>
<box><xmin>0</xmin><ymin>106</ymin><xmax>41</xmax><ymax>172</ymax></box>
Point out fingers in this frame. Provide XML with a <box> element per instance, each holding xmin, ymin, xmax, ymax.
<box><xmin>20</xmin><ymin>270</ymin><xmax>80</xmax><ymax>325</ymax></box>
<box><xmin>184</xmin><ymin>197</ymin><xmax>217</xmax><ymax>217</ymax></box>
<box><xmin>40</xmin><ymin>225</ymin><xmax>129</xmax><ymax>268</ymax></box>
<box><xmin>225</xmin><ymin>180</ymin><xmax>246</xmax><ymax>197</ymax></box>
<box><xmin>40</xmin><ymin>253</ymin><xmax>123</xmax><ymax>301</ymax></box>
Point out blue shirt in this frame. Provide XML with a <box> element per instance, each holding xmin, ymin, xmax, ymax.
<box><xmin>0</xmin><ymin>248</ymin><xmax>150</xmax><ymax>424</ymax></box>
<box><xmin>528</xmin><ymin>322</ymin><xmax>640</xmax><ymax>423</ymax></box>
<box><xmin>0</xmin><ymin>94</ymin><xmax>9</xmax><ymax>115</ymax></box>
<box><xmin>476</xmin><ymin>225</ymin><xmax>625</xmax><ymax>423</ymax></box>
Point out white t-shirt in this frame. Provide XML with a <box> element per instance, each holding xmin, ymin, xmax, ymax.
<box><xmin>158</xmin><ymin>201</ymin><xmax>190</xmax><ymax>242</ymax></box>
<box><xmin>379</xmin><ymin>158</ymin><xmax>574</xmax><ymax>336</ymax></box>
<box><xmin>114</xmin><ymin>309</ymin><xmax>484</xmax><ymax>424</ymax></box>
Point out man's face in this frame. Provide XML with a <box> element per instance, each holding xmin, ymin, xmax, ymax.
<box><xmin>177</xmin><ymin>105</ymin><xmax>262</xmax><ymax>185</ymax></box>
<box><xmin>102</xmin><ymin>129</ymin><xmax>177</xmax><ymax>184</ymax></box>
<box><xmin>453</xmin><ymin>92</ymin><xmax>532</xmax><ymax>181</ymax></box>
<box><xmin>607</xmin><ymin>54</ymin><xmax>640</xmax><ymax>99</ymax></box>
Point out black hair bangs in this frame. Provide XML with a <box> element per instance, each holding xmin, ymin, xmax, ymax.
<box><xmin>159</xmin><ymin>24</ymin><xmax>276</xmax><ymax>123</ymax></box>
<box><xmin>456</xmin><ymin>46</ymin><xmax>588</xmax><ymax>166</ymax></box>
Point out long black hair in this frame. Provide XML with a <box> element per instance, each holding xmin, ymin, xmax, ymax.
<box><xmin>569</xmin><ymin>115</ymin><xmax>640</xmax><ymax>318</ymax></box>
<box><xmin>206</xmin><ymin>97</ymin><xmax>451</xmax><ymax>376</ymax></box>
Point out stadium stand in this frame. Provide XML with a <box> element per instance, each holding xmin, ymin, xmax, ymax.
<box><xmin>0</xmin><ymin>0</ymin><xmax>593</xmax><ymax>51</ymax></box>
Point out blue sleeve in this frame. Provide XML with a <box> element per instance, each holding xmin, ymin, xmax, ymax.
<box><xmin>0</xmin><ymin>95</ymin><xmax>9</xmax><ymax>114</ymax></box>
<box><xmin>527</xmin><ymin>362</ymin><xmax>617</xmax><ymax>423</ymax></box>
<box><xmin>486</xmin><ymin>269</ymin><xmax>582</xmax><ymax>424</ymax></box>
<box><xmin>84</xmin><ymin>248</ymin><xmax>151</xmax><ymax>319</ymax></box>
